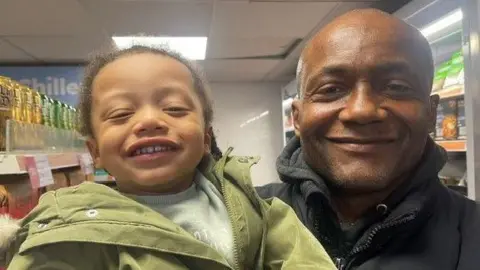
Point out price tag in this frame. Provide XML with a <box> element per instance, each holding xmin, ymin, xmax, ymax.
<box><xmin>78</xmin><ymin>153</ymin><xmax>94</xmax><ymax>175</ymax></box>
<box><xmin>24</xmin><ymin>155</ymin><xmax>54</xmax><ymax>189</ymax></box>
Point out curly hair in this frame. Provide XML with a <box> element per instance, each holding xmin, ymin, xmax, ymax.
<box><xmin>78</xmin><ymin>45</ymin><xmax>213</xmax><ymax>137</ymax></box>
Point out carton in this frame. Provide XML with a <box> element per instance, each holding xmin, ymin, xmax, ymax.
<box><xmin>432</xmin><ymin>61</ymin><xmax>452</xmax><ymax>92</ymax></box>
<box><xmin>457</xmin><ymin>98</ymin><xmax>466</xmax><ymax>139</ymax></box>
<box><xmin>435</xmin><ymin>102</ymin><xmax>445</xmax><ymax>140</ymax></box>
<box><xmin>45</xmin><ymin>171</ymin><xmax>69</xmax><ymax>192</ymax></box>
<box><xmin>440</xmin><ymin>99</ymin><xmax>458</xmax><ymax>140</ymax></box>
<box><xmin>2</xmin><ymin>174</ymin><xmax>39</xmax><ymax>219</ymax></box>
<box><xmin>66</xmin><ymin>168</ymin><xmax>86</xmax><ymax>186</ymax></box>
<box><xmin>444</xmin><ymin>51</ymin><xmax>465</xmax><ymax>88</ymax></box>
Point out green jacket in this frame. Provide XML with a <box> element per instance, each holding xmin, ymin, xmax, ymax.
<box><xmin>4</xmin><ymin>149</ymin><xmax>335</xmax><ymax>269</ymax></box>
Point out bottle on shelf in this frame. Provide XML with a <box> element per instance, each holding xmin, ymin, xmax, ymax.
<box><xmin>12</xmin><ymin>83</ymin><xmax>24</xmax><ymax>122</ymax></box>
<box><xmin>40</xmin><ymin>93</ymin><xmax>51</xmax><ymax>126</ymax></box>
<box><xmin>0</xmin><ymin>77</ymin><xmax>14</xmax><ymax>151</ymax></box>
<box><xmin>23</xmin><ymin>85</ymin><xmax>34</xmax><ymax>124</ymax></box>
<box><xmin>32</xmin><ymin>90</ymin><xmax>42</xmax><ymax>125</ymax></box>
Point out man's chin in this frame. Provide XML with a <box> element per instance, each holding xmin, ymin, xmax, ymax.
<box><xmin>325</xmin><ymin>174</ymin><xmax>393</xmax><ymax>195</ymax></box>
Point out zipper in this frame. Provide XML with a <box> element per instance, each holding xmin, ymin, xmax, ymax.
<box><xmin>335</xmin><ymin>257</ymin><xmax>346</xmax><ymax>270</ymax></box>
<box><xmin>343</xmin><ymin>214</ymin><xmax>416</xmax><ymax>269</ymax></box>
<box><xmin>315</xmin><ymin>207</ymin><xmax>416</xmax><ymax>270</ymax></box>
<box><xmin>220</xmin><ymin>175</ymin><xmax>240</xmax><ymax>270</ymax></box>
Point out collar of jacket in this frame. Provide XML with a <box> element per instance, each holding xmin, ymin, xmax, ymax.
<box><xmin>200</xmin><ymin>148</ymin><xmax>263</xmax><ymax>214</ymax></box>
<box><xmin>276</xmin><ymin>136</ymin><xmax>447</xmax><ymax>233</ymax></box>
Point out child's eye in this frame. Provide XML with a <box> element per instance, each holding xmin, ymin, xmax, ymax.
<box><xmin>165</xmin><ymin>107</ymin><xmax>187</xmax><ymax>112</ymax></box>
<box><xmin>108</xmin><ymin>110</ymin><xmax>132</xmax><ymax>120</ymax></box>
<box><xmin>164</xmin><ymin>107</ymin><xmax>189</xmax><ymax>116</ymax></box>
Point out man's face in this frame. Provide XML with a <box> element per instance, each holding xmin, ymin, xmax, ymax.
<box><xmin>294</xmin><ymin>23</ymin><xmax>438</xmax><ymax>193</ymax></box>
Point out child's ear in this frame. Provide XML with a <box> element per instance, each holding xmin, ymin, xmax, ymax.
<box><xmin>204</xmin><ymin>127</ymin><xmax>212</xmax><ymax>155</ymax></box>
<box><xmin>86</xmin><ymin>137</ymin><xmax>103</xmax><ymax>169</ymax></box>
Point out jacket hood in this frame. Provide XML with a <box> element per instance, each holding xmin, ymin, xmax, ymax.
<box><xmin>0</xmin><ymin>215</ymin><xmax>20</xmax><ymax>266</ymax></box>
<box><xmin>277</xmin><ymin>136</ymin><xmax>448</xmax><ymax>203</ymax></box>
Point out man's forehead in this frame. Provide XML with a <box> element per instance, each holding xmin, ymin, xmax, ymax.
<box><xmin>302</xmin><ymin>22</ymin><xmax>428</xmax><ymax>73</ymax></box>
<box><xmin>303</xmin><ymin>39</ymin><xmax>416</xmax><ymax>75</ymax></box>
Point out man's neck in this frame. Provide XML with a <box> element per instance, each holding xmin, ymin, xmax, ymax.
<box><xmin>330</xmin><ymin>179</ymin><xmax>404</xmax><ymax>223</ymax></box>
<box><xmin>331</xmin><ymin>192</ymin><xmax>389</xmax><ymax>223</ymax></box>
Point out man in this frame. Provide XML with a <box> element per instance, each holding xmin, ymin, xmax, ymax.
<box><xmin>257</xmin><ymin>8</ymin><xmax>480</xmax><ymax>270</ymax></box>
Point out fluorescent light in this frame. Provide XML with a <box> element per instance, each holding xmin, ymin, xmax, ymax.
<box><xmin>421</xmin><ymin>9</ymin><xmax>463</xmax><ymax>38</ymax></box>
<box><xmin>240</xmin><ymin>111</ymin><xmax>270</xmax><ymax>128</ymax></box>
<box><xmin>112</xmin><ymin>36</ymin><xmax>208</xmax><ymax>60</ymax></box>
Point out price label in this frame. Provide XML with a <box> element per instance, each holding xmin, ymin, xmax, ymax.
<box><xmin>24</xmin><ymin>155</ymin><xmax>54</xmax><ymax>189</ymax></box>
<box><xmin>78</xmin><ymin>153</ymin><xmax>94</xmax><ymax>175</ymax></box>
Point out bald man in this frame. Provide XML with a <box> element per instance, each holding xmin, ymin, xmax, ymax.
<box><xmin>257</xmin><ymin>9</ymin><xmax>480</xmax><ymax>270</ymax></box>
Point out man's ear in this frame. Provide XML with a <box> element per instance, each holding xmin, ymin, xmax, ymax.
<box><xmin>292</xmin><ymin>100</ymin><xmax>302</xmax><ymax>137</ymax></box>
<box><xmin>428</xmin><ymin>94</ymin><xmax>440</xmax><ymax>133</ymax></box>
<box><xmin>204</xmin><ymin>126</ymin><xmax>212</xmax><ymax>156</ymax></box>
<box><xmin>86</xmin><ymin>137</ymin><xmax>103</xmax><ymax>169</ymax></box>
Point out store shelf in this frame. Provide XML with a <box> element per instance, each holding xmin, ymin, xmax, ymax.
<box><xmin>4</xmin><ymin>120</ymin><xmax>85</xmax><ymax>153</ymax></box>
<box><xmin>436</xmin><ymin>140</ymin><xmax>466</xmax><ymax>152</ymax></box>
<box><xmin>435</xmin><ymin>84</ymin><xmax>464</xmax><ymax>100</ymax></box>
<box><xmin>0</xmin><ymin>152</ymin><xmax>87</xmax><ymax>175</ymax></box>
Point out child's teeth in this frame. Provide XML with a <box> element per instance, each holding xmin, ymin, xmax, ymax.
<box><xmin>134</xmin><ymin>145</ymin><xmax>174</xmax><ymax>156</ymax></box>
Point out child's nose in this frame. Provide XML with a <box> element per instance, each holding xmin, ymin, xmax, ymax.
<box><xmin>132</xmin><ymin>109</ymin><xmax>168</xmax><ymax>135</ymax></box>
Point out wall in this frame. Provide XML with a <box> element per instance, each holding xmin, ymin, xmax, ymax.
<box><xmin>210</xmin><ymin>82</ymin><xmax>284</xmax><ymax>186</ymax></box>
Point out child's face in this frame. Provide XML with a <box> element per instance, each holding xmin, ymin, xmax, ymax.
<box><xmin>87</xmin><ymin>53</ymin><xmax>211</xmax><ymax>194</ymax></box>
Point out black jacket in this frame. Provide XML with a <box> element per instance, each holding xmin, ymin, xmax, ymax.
<box><xmin>257</xmin><ymin>137</ymin><xmax>480</xmax><ymax>270</ymax></box>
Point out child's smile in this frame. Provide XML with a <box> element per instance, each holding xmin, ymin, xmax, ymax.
<box><xmin>126</xmin><ymin>137</ymin><xmax>181</xmax><ymax>165</ymax></box>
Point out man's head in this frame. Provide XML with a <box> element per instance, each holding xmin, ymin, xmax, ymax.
<box><xmin>293</xmin><ymin>9</ymin><xmax>439</xmax><ymax>194</ymax></box>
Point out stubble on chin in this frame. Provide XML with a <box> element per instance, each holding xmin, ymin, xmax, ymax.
<box><xmin>303</xmin><ymin>143</ymin><xmax>394</xmax><ymax>194</ymax></box>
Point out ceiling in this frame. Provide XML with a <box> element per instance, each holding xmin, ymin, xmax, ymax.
<box><xmin>0</xmin><ymin>0</ymin><xmax>408</xmax><ymax>82</ymax></box>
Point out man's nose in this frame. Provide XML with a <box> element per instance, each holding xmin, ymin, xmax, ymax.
<box><xmin>132</xmin><ymin>107</ymin><xmax>168</xmax><ymax>135</ymax></box>
<box><xmin>338</xmin><ymin>83</ymin><xmax>388</xmax><ymax>124</ymax></box>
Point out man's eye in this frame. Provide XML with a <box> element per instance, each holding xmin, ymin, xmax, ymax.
<box><xmin>311</xmin><ymin>85</ymin><xmax>347</xmax><ymax>101</ymax></box>
<box><xmin>386</xmin><ymin>83</ymin><xmax>412</xmax><ymax>93</ymax></box>
<box><xmin>322</xmin><ymin>86</ymin><xmax>344</xmax><ymax>94</ymax></box>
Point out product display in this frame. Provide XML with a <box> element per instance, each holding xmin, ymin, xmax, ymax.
<box><xmin>0</xmin><ymin>77</ymin><xmax>81</xmax><ymax>152</ymax></box>
<box><xmin>431</xmin><ymin>49</ymin><xmax>466</xmax><ymax>144</ymax></box>
<box><xmin>0</xmin><ymin>77</ymin><xmax>78</xmax><ymax>131</ymax></box>
<box><xmin>0</xmin><ymin>74</ymin><xmax>92</xmax><ymax>221</ymax></box>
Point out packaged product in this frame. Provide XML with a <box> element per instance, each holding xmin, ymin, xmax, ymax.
<box><xmin>440</xmin><ymin>98</ymin><xmax>458</xmax><ymax>140</ymax></box>
<box><xmin>443</xmin><ymin>51</ymin><xmax>464</xmax><ymax>88</ymax></box>
<box><xmin>457</xmin><ymin>98</ymin><xmax>466</xmax><ymax>139</ymax></box>
<box><xmin>432</xmin><ymin>61</ymin><xmax>451</xmax><ymax>92</ymax></box>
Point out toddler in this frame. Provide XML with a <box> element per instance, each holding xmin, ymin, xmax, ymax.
<box><xmin>0</xmin><ymin>46</ymin><xmax>335</xmax><ymax>270</ymax></box>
